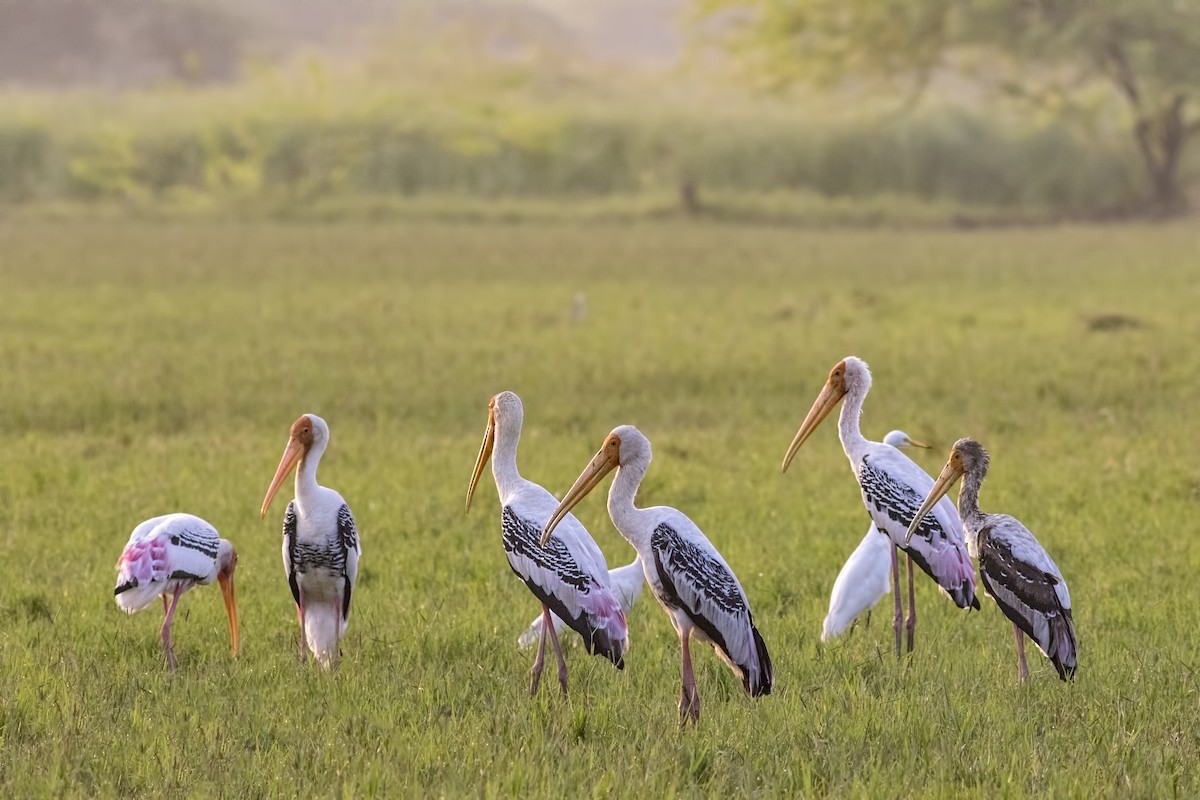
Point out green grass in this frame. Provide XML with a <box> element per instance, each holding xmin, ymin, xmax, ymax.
<box><xmin>0</xmin><ymin>219</ymin><xmax>1197</xmax><ymax>797</ymax></box>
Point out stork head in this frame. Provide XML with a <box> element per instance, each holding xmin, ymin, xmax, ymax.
<box><xmin>215</xmin><ymin>539</ymin><xmax>240</xmax><ymax>656</ymax></box>
<box><xmin>539</xmin><ymin>424</ymin><xmax>650</xmax><ymax>547</ymax></box>
<box><xmin>904</xmin><ymin>438</ymin><xmax>989</xmax><ymax>544</ymax></box>
<box><xmin>782</xmin><ymin>356</ymin><xmax>871</xmax><ymax>472</ymax></box>
<box><xmin>883</xmin><ymin>429</ymin><xmax>930</xmax><ymax>450</ymax></box>
<box><xmin>949</xmin><ymin>438</ymin><xmax>990</xmax><ymax>479</ymax></box>
<box><xmin>260</xmin><ymin>413</ymin><xmax>328</xmax><ymax>518</ymax></box>
<box><xmin>465</xmin><ymin>392</ymin><xmax>524</xmax><ymax>513</ymax></box>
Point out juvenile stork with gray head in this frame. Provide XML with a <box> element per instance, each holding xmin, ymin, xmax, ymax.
<box><xmin>541</xmin><ymin>425</ymin><xmax>773</xmax><ymax>727</ymax></box>
<box><xmin>907</xmin><ymin>439</ymin><xmax>1078</xmax><ymax>682</ymax></box>
<box><xmin>783</xmin><ymin>357</ymin><xmax>978</xmax><ymax>658</ymax></box>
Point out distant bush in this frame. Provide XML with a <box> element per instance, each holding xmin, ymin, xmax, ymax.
<box><xmin>0</xmin><ymin>88</ymin><xmax>1160</xmax><ymax>218</ymax></box>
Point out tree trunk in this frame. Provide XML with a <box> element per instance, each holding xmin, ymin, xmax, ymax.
<box><xmin>1133</xmin><ymin>95</ymin><xmax>1188</xmax><ymax>216</ymax></box>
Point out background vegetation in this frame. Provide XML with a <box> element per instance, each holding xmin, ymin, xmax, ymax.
<box><xmin>0</xmin><ymin>1</ymin><xmax>1195</xmax><ymax>221</ymax></box>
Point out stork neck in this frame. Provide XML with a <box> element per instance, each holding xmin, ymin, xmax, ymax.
<box><xmin>837</xmin><ymin>384</ymin><xmax>870</xmax><ymax>461</ymax></box>
<box><xmin>607</xmin><ymin>457</ymin><xmax>650</xmax><ymax>549</ymax></box>
<box><xmin>491</xmin><ymin>417</ymin><xmax>523</xmax><ymax>497</ymax></box>
<box><xmin>956</xmin><ymin>470</ymin><xmax>986</xmax><ymax>528</ymax></box>
<box><xmin>294</xmin><ymin>438</ymin><xmax>327</xmax><ymax>511</ymax></box>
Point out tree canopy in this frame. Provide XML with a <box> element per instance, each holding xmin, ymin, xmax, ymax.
<box><xmin>698</xmin><ymin>0</ymin><xmax>1200</xmax><ymax>213</ymax></box>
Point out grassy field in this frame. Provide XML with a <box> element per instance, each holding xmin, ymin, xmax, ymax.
<box><xmin>0</xmin><ymin>218</ymin><xmax>1197</xmax><ymax>797</ymax></box>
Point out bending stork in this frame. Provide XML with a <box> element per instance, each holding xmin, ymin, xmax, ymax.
<box><xmin>907</xmin><ymin>439</ymin><xmax>1078</xmax><ymax>682</ymax></box>
<box><xmin>114</xmin><ymin>513</ymin><xmax>238</xmax><ymax>671</ymax></box>
<box><xmin>783</xmin><ymin>357</ymin><xmax>978</xmax><ymax>658</ymax></box>
<box><xmin>822</xmin><ymin>429</ymin><xmax>929</xmax><ymax>642</ymax></box>
<box><xmin>465</xmin><ymin>392</ymin><xmax>627</xmax><ymax>697</ymax></box>
<box><xmin>542</xmin><ymin>425</ymin><xmax>772</xmax><ymax>726</ymax></box>
<box><xmin>261</xmin><ymin>414</ymin><xmax>361</xmax><ymax>669</ymax></box>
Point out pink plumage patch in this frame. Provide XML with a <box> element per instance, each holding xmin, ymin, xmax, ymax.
<box><xmin>117</xmin><ymin>535</ymin><xmax>169</xmax><ymax>587</ymax></box>
<box><xmin>579</xmin><ymin>588</ymin><xmax>629</xmax><ymax>641</ymax></box>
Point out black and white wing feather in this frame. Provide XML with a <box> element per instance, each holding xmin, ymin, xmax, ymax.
<box><xmin>281</xmin><ymin>501</ymin><xmax>301</xmax><ymax>607</ymax></box>
<box><xmin>858</xmin><ymin>446</ymin><xmax>979</xmax><ymax>609</ymax></box>
<box><xmin>501</xmin><ymin>506</ymin><xmax>627</xmax><ymax>667</ymax></box>
<box><xmin>337</xmin><ymin>504</ymin><xmax>360</xmax><ymax>622</ymax></box>
<box><xmin>977</xmin><ymin>516</ymin><xmax>1077</xmax><ymax>680</ymax></box>
<box><xmin>650</xmin><ymin>519</ymin><xmax>772</xmax><ymax>697</ymax></box>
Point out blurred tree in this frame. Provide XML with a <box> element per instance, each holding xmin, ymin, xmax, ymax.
<box><xmin>697</xmin><ymin>0</ymin><xmax>1200</xmax><ymax>214</ymax></box>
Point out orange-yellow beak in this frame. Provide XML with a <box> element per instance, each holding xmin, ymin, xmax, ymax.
<box><xmin>782</xmin><ymin>379</ymin><xmax>846</xmax><ymax>472</ymax></box>
<box><xmin>907</xmin><ymin>437</ymin><xmax>932</xmax><ymax>449</ymax></box>
<box><xmin>218</xmin><ymin>571</ymin><xmax>239</xmax><ymax>656</ymax></box>
<box><xmin>261</xmin><ymin>438</ymin><xmax>304</xmax><ymax>519</ymax></box>
<box><xmin>540</xmin><ymin>438</ymin><xmax>621</xmax><ymax>547</ymax></box>
<box><xmin>465</xmin><ymin>406</ymin><xmax>496</xmax><ymax>514</ymax></box>
<box><xmin>905</xmin><ymin>457</ymin><xmax>964</xmax><ymax>544</ymax></box>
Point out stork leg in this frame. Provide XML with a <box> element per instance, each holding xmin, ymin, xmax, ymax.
<box><xmin>161</xmin><ymin>594</ymin><xmax>169</xmax><ymax>615</ymax></box>
<box><xmin>1013</xmin><ymin>623</ymin><xmax>1029</xmax><ymax>684</ymax></box>
<box><xmin>543</xmin><ymin>606</ymin><xmax>569</xmax><ymax>698</ymax></box>
<box><xmin>678</xmin><ymin>630</ymin><xmax>700</xmax><ymax>727</ymax></box>
<box><xmin>905</xmin><ymin>554</ymin><xmax>917</xmax><ymax>653</ymax></box>
<box><xmin>529</xmin><ymin>604</ymin><xmax>550</xmax><ymax>696</ymax></box>
<box><xmin>297</xmin><ymin>587</ymin><xmax>308</xmax><ymax>664</ymax></box>
<box><xmin>890</xmin><ymin>545</ymin><xmax>902</xmax><ymax>659</ymax></box>
<box><xmin>160</xmin><ymin>584</ymin><xmax>184</xmax><ymax>672</ymax></box>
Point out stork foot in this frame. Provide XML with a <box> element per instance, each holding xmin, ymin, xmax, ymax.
<box><xmin>677</xmin><ymin>685</ymin><xmax>700</xmax><ymax>727</ymax></box>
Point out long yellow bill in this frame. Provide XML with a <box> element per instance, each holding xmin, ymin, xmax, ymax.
<box><xmin>540</xmin><ymin>437</ymin><xmax>621</xmax><ymax>547</ymax></box>
<box><xmin>907</xmin><ymin>437</ymin><xmax>932</xmax><ymax>449</ymax></box>
<box><xmin>218</xmin><ymin>572</ymin><xmax>239</xmax><ymax>656</ymax></box>
<box><xmin>905</xmin><ymin>459</ymin><xmax>965</xmax><ymax>544</ymax></box>
<box><xmin>465</xmin><ymin>405</ymin><xmax>496</xmax><ymax>514</ymax></box>
<box><xmin>782</xmin><ymin>380</ymin><xmax>846</xmax><ymax>473</ymax></box>
<box><xmin>260</xmin><ymin>438</ymin><xmax>304</xmax><ymax>519</ymax></box>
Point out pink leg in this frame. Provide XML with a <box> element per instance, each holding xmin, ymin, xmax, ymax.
<box><xmin>890</xmin><ymin>546</ymin><xmax>902</xmax><ymax>659</ymax></box>
<box><xmin>905</xmin><ymin>554</ymin><xmax>917</xmax><ymax>653</ymax></box>
<box><xmin>161</xmin><ymin>594</ymin><xmax>169</xmax><ymax>615</ymax></box>
<box><xmin>529</xmin><ymin>604</ymin><xmax>549</xmax><ymax>695</ymax></box>
<box><xmin>160</xmin><ymin>585</ymin><xmax>184</xmax><ymax>672</ymax></box>
<box><xmin>679</xmin><ymin>630</ymin><xmax>700</xmax><ymax>727</ymax></box>
<box><xmin>543</xmin><ymin>607</ymin><xmax>569</xmax><ymax>698</ymax></box>
<box><xmin>1014</xmin><ymin>623</ymin><xmax>1029</xmax><ymax>683</ymax></box>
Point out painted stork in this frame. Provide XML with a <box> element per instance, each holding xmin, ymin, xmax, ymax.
<box><xmin>541</xmin><ymin>425</ymin><xmax>773</xmax><ymax>726</ymax></box>
<box><xmin>465</xmin><ymin>392</ymin><xmax>628</xmax><ymax>697</ymax></box>
<box><xmin>260</xmin><ymin>413</ymin><xmax>361</xmax><ymax>669</ymax></box>
<box><xmin>822</xmin><ymin>429</ymin><xmax>929</xmax><ymax>642</ymax></box>
<box><xmin>906</xmin><ymin>439</ymin><xmax>1078</xmax><ymax>682</ymax></box>
<box><xmin>519</xmin><ymin>555</ymin><xmax>645</xmax><ymax>650</ymax></box>
<box><xmin>114</xmin><ymin>513</ymin><xmax>238</xmax><ymax>671</ymax></box>
<box><xmin>782</xmin><ymin>357</ymin><xmax>978</xmax><ymax>658</ymax></box>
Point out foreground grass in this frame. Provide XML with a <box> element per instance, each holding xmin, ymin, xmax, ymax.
<box><xmin>0</xmin><ymin>219</ymin><xmax>1196</xmax><ymax>797</ymax></box>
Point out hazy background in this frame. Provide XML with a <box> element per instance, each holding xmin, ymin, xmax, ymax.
<box><xmin>0</xmin><ymin>0</ymin><xmax>1196</xmax><ymax>222</ymax></box>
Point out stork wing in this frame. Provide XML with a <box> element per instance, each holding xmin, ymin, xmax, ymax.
<box><xmin>281</xmin><ymin>501</ymin><xmax>301</xmax><ymax>607</ymax></box>
<box><xmin>337</xmin><ymin>504</ymin><xmax>360</xmax><ymax>621</ymax></box>
<box><xmin>650</xmin><ymin>520</ymin><xmax>772</xmax><ymax>695</ymax></box>
<box><xmin>858</xmin><ymin>446</ymin><xmax>978</xmax><ymax>609</ymax></box>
